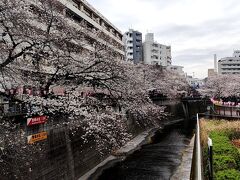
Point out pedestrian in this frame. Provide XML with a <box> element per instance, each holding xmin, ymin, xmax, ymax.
<box><xmin>236</xmin><ymin>104</ymin><xmax>240</xmax><ymax>116</ymax></box>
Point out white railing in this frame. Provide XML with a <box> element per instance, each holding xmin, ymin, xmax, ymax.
<box><xmin>191</xmin><ymin>113</ymin><xmax>203</xmax><ymax>180</ymax></box>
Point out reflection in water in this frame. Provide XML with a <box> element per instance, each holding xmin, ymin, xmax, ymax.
<box><xmin>97</xmin><ymin>125</ymin><xmax>192</xmax><ymax>180</ymax></box>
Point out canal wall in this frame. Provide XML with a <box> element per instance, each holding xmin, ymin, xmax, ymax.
<box><xmin>79</xmin><ymin>128</ymin><xmax>158</xmax><ymax>180</ymax></box>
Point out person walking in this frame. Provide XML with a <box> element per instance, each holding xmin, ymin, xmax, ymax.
<box><xmin>236</xmin><ymin>104</ymin><xmax>240</xmax><ymax>116</ymax></box>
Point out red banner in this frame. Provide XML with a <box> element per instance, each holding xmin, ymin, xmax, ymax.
<box><xmin>27</xmin><ymin>116</ymin><xmax>47</xmax><ymax>126</ymax></box>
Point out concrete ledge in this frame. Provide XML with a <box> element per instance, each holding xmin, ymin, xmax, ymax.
<box><xmin>171</xmin><ymin>135</ymin><xmax>195</xmax><ymax>180</ymax></box>
<box><xmin>78</xmin><ymin>128</ymin><xmax>158</xmax><ymax>180</ymax></box>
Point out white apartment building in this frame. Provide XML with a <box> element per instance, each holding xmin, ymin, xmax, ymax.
<box><xmin>143</xmin><ymin>33</ymin><xmax>171</xmax><ymax>66</ymax></box>
<box><xmin>218</xmin><ymin>50</ymin><xmax>240</xmax><ymax>75</ymax></box>
<box><xmin>57</xmin><ymin>0</ymin><xmax>124</xmax><ymax>58</ymax></box>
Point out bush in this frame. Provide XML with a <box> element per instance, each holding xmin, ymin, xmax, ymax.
<box><xmin>209</xmin><ymin>131</ymin><xmax>240</xmax><ymax>178</ymax></box>
<box><xmin>200</xmin><ymin>120</ymin><xmax>240</xmax><ymax>179</ymax></box>
<box><xmin>213</xmin><ymin>155</ymin><xmax>237</xmax><ymax>171</ymax></box>
<box><xmin>215</xmin><ymin>169</ymin><xmax>240</xmax><ymax>180</ymax></box>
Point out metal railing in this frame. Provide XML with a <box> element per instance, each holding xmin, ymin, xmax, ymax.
<box><xmin>191</xmin><ymin>114</ymin><xmax>203</xmax><ymax>180</ymax></box>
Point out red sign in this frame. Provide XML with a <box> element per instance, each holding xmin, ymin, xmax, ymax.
<box><xmin>27</xmin><ymin>116</ymin><xmax>47</xmax><ymax>126</ymax></box>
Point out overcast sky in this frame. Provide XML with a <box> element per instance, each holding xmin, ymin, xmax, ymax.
<box><xmin>88</xmin><ymin>0</ymin><xmax>240</xmax><ymax>78</ymax></box>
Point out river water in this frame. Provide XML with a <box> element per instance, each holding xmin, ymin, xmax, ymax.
<box><xmin>97</xmin><ymin>123</ymin><xmax>193</xmax><ymax>180</ymax></box>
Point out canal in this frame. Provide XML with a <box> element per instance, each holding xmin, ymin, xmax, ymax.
<box><xmin>97</xmin><ymin>121</ymin><xmax>194</xmax><ymax>180</ymax></box>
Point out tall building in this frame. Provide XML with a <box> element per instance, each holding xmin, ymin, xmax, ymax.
<box><xmin>218</xmin><ymin>50</ymin><xmax>240</xmax><ymax>74</ymax></box>
<box><xmin>208</xmin><ymin>54</ymin><xmax>218</xmax><ymax>77</ymax></box>
<box><xmin>58</xmin><ymin>0</ymin><xmax>125</xmax><ymax>59</ymax></box>
<box><xmin>214</xmin><ymin>54</ymin><xmax>217</xmax><ymax>73</ymax></box>
<box><xmin>143</xmin><ymin>33</ymin><xmax>171</xmax><ymax>66</ymax></box>
<box><xmin>123</xmin><ymin>29</ymin><xmax>143</xmax><ymax>64</ymax></box>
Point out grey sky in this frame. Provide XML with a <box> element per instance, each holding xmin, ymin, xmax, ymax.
<box><xmin>88</xmin><ymin>0</ymin><xmax>240</xmax><ymax>78</ymax></box>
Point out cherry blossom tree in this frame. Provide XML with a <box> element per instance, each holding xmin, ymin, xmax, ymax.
<box><xmin>0</xmin><ymin>0</ymin><xmax>189</xmax><ymax>178</ymax></box>
<box><xmin>198</xmin><ymin>75</ymin><xmax>240</xmax><ymax>98</ymax></box>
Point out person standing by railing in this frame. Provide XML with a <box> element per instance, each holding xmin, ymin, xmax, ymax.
<box><xmin>236</xmin><ymin>104</ymin><xmax>240</xmax><ymax>116</ymax></box>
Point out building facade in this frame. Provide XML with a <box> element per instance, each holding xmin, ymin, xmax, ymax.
<box><xmin>123</xmin><ymin>29</ymin><xmax>143</xmax><ymax>64</ymax></box>
<box><xmin>218</xmin><ymin>50</ymin><xmax>240</xmax><ymax>75</ymax></box>
<box><xmin>166</xmin><ymin>65</ymin><xmax>184</xmax><ymax>76</ymax></box>
<box><xmin>186</xmin><ymin>76</ymin><xmax>204</xmax><ymax>88</ymax></box>
<box><xmin>208</xmin><ymin>69</ymin><xmax>217</xmax><ymax>77</ymax></box>
<box><xmin>58</xmin><ymin>0</ymin><xmax>125</xmax><ymax>58</ymax></box>
<box><xmin>143</xmin><ymin>33</ymin><xmax>171</xmax><ymax>66</ymax></box>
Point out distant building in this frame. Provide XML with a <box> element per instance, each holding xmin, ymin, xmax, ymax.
<box><xmin>207</xmin><ymin>54</ymin><xmax>218</xmax><ymax>77</ymax></box>
<box><xmin>186</xmin><ymin>76</ymin><xmax>204</xmax><ymax>88</ymax></box>
<box><xmin>214</xmin><ymin>54</ymin><xmax>218</xmax><ymax>73</ymax></box>
<box><xmin>208</xmin><ymin>69</ymin><xmax>217</xmax><ymax>77</ymax></box>
<box><xmin>166</xmin><ymin>65</ymin><xmax>184</xmax><ymax>76</ymax></box>
<box><xmin>143</xmin><ymin>33</ymin><xmax>171</xmax><ymax>66</ymax></box>
<box><xmin>218</xmin><ymin>50</ymin><xmax>240</xmax><ymax>75</ymax></box>
<box><xmin>123</xmin><ymin>29</ymin><xmax>143</xmax><ymax>64</ymax></box>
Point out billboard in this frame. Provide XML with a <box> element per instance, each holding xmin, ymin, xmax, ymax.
<box><xmin>27</xmin><ymin>116</ymin><xmax>47</xmax><ymax>126</ymax></box>
<box><xmin>27</xmin><ymin>132</ymin><xmax>47</xmax><ymax>144</ymax></box>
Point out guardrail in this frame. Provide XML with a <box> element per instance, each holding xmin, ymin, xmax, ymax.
<box><xmin>191</xmin><ymin>114</ymin><xmax>203</xmax><ymax>180</ymax></box>
<box><xmin>213</xmin><ymin>104</ymin><xmax>240</xmax><ymax>117</ymax></box>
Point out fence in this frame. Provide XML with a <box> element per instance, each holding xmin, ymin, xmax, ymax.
<box><xmin>213</xmin><ymin>104</ymin><xmax>240</xmax><ymax>117</ymax></box>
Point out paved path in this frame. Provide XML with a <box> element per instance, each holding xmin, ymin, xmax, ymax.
<box><xmin>171</xmin><ymin>135</ymin><xmax>195</xmax><ymax>180</ymax></box>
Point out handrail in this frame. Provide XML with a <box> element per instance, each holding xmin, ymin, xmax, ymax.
<box><xmin>195</xmin><ymin>114</ymin><xmax>203</xmax><ymax>180</ymax></box>
<box><xmin>191</xmin><ymin>114</ymin><xmax>203</xmax><ymax>180</ymax></box>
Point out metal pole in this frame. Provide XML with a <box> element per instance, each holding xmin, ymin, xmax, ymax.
<box><xmin>208</xmin><ymin>138</ymin><xmax>213</xmax><ymax>180</ymax></box>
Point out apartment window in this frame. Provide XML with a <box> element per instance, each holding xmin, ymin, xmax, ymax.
<box><xmin>72</xmin><ymin>0</ymin><xmax>79</xmax><ymax>8</ymax></box>
<box><xmin>151</xmin><ymin>55</ymin><xmax>158</xmax><ymax>59</ymax></box>
<box><xmin>152</xmin><ymin>49</ymin><xmax>158</xmax><ymax>53</ymax></box>
<box><xmin>83</xmin><ymin>6</ymin><xmax>92</xmax><ymax>17</ymax></box>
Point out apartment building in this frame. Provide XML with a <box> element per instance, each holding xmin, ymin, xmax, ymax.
<box><xmin>143</xmin><ymin>33</ymin><xmax>171</xmax><ymax>66</ymax></box>
<box><xmin>123</xmin><ymin>29</ymin><xmax>143</xmax><ymax>64</ymax></box>
<box><xmin>57</xmin><ymin>0</ymin><xmax>124</xmax><ymax>58</ymax></box>
<box><xmin>218</xmin><ymin>50</ymin><xmax>240</xmax><ymax>74</ymax></box>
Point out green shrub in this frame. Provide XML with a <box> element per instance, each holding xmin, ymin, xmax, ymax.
<box><xmin>213</xmin><ymin>155</ymin><xmax>237</xmax><ymax>171</ymax></box>
<box><xmin>209</xmin><ymin>130</ymin><xmax>240</xmax><ymax>178</ymax></box>
<box><xmin>215</xmin><ymin>169</ymin><xmax>240</xmax><ymax>180</ymax></box>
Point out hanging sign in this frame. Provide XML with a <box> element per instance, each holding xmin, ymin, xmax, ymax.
<box><xmin>27</xmin><ymin>131</ymin><xmax>47</xmax><ymax>144</ymax></box>
<box><xmin>27</xmin><ymin>116</ymin><xmax>47</xmax><ymax>126</ymax></box>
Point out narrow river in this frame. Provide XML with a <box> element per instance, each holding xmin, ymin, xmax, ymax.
<box><xmin>97</xmin><ymin>123</ymin><xmax>193</xmax><ymax>180</ymax></box>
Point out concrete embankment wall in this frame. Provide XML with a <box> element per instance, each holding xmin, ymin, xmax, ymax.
<box><xmin>2</xmin><ymin>100</ymin><xmax>205</xmax><ymax>180</ymax></box>
<box><xmin>2</xmin><ymin>119</ymin><xmax>147</xmax><ymax>180</ymax></box>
